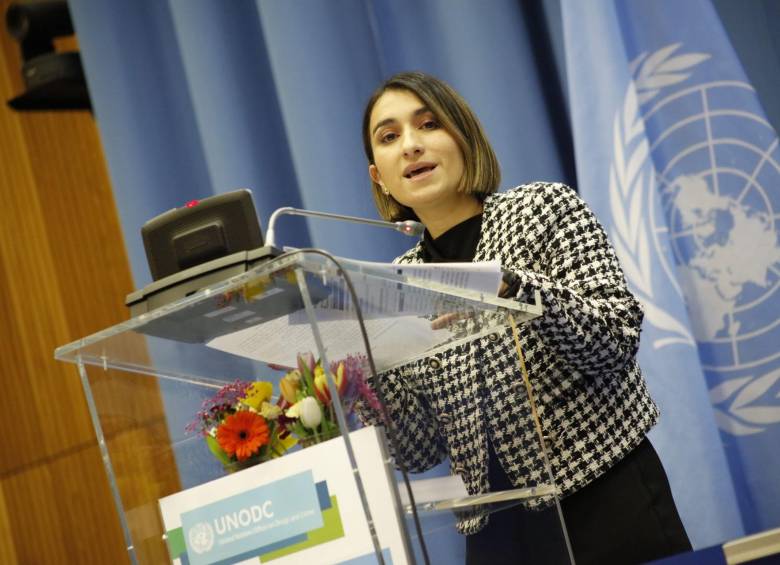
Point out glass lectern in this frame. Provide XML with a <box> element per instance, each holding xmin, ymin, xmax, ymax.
<box><xmin>55</xmin><ymin>250</ymin><xmax>573</xmax><ymax>564</ymax></box>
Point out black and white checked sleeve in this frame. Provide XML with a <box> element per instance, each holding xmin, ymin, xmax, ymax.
<box><xmin>500</xmin><ymin>183</ymin><xmax>644</xmax><ymax>376</ymax></box>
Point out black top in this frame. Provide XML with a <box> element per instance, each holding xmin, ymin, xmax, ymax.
<box><xmin>420</xmin><ymin>213</ymin><xmax>483</xmax><ymax>263</ymax></box>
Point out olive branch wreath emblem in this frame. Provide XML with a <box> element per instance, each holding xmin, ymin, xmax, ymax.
<box><xmin>608</xmin><ymin>43</ymin><xmax>780</xmax><ymax>435</ymax></box>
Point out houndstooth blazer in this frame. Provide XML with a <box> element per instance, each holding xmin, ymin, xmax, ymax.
<box><xmin>368</xmin><ymin>182</ymin><xmax>659</xmax><ymax>535</ymax></box>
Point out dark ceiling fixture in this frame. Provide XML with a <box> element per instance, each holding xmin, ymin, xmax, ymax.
<box><xmin>5</xmin><ymin>0</ymin><xmax>91</xmax><ymax>111</ymax></box>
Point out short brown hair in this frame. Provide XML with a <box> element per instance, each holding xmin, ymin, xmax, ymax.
<box><xmin>362</xmin><ymin>71</ymin><xmax>501</xmax><ymax>221</ymax></box>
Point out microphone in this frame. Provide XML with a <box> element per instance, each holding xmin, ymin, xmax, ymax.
<box><xmin>265</xmin><ymin>206</ymin><xmax>424</xmax><ymax>248</ymax></box>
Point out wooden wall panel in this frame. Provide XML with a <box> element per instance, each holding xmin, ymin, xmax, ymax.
<box><xmin>0</xmin><ymin>485</ymin><xmax>18</xmax><ymax>565</ymax></box>
<box><xmin>0</xmin><ymin>16</ymin><xmax>91</xmax><ymax>474</ymax></box>
<box><xmin>0</xmin><ymin>1</ymin><xmax>180</xmax><ymax>561</ymax></box>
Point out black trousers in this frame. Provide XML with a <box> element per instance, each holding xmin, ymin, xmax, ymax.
<box><xmin>466</xmin><ymin>438</ymin><xmax>692</xmax><ymax>564</ymax></box>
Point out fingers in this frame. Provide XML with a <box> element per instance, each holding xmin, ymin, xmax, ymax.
<box><xmin>430</xmin><ymin>312</ymin><xmax>464</xmax><ymax>330</ymax></box>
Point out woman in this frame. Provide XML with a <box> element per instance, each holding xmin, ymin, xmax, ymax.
<box><xmin>361</xmin><ymin>71</ymin><xmax>691</xmax><ymax>564</ymax></box>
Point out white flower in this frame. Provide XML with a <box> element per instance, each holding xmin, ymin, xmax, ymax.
<box><xmin>299</xmin><ymin>397</ymin><xmax>322</xmax><ymax>429</ymax></box>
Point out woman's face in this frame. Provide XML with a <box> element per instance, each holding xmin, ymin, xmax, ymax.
<box><xmin>368</xmin><ymin>89</ymin><xmax>465</xmax><ymax>215</ymax></box>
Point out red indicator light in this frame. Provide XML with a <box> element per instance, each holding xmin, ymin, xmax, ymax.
<box><xmin>185</xmin><ymin>199</ymin><xmax>200</xmax><ymax>208</ymax></box>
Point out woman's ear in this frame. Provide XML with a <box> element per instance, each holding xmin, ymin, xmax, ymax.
<box><xmin>368</xmin><ymin>163</ymin><xmax>382</xmax><ymax>186</ymax></box>
<box><xmin>369</xmin><ymin>164</ymin><xmax>390</xmax><ymax>195</ymax></box>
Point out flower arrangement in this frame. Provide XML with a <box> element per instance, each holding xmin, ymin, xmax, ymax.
<box><xmin>186</xmin><ymin>379</ymin><xmax>296</xmax><ymax>472</ymax></box>
<box><xmin>188</xmin><ymin>353</ymin><xmax>381</xmax><ymax>470</ymax></box>
<box><xmin>278</xmin><ymin>353</ymin><xmax>381</xmax><ymax>446</ymax></box>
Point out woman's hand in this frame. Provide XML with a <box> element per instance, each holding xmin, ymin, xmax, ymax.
<box><xmin>430</xmin><ymin>281</ymin><xmax>509</xmax><ymax>329</ymax></box>
<box><xmin>430</xmin><ymin>312</ymin><xmax>468</xmax><ymax>330</ymax></box>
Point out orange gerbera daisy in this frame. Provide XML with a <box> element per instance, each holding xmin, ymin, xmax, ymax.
<box><xmin>216</xmin><ymin>411</ymin><xmax>270</xmax><ymax>461</ymax></box>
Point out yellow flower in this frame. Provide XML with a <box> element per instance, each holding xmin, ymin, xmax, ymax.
<box><xmin>270</xmin><ymin>433</ymin><xmax>298</xmax><ymax>457</ymax></box>
<box><xmin>280</xmin><ymin>371</ymin><xmax>301</xmax><ymax>404</ymax></box>
<box><xmin>285</xmin><ymin>402</ymin><xmax>301</xmax><ymax>419</ymax></box>
<box><xmin>334</xmin><ymin>362</ymin><xmax>346</xmax><ymax>391</ymax></box>
<box><xmin>314</xmin><ymin>363</ymin><xmax>347</xmax><ymax>405</ymax></box>
<box><xmin>260</xmin><ymin>401</ymin><xmax>282</xmax><ymax>420</ymax></box>
<box><xmin>242</xmin><ymin>381</ymin><xmax>274</xmax><ymax>410</ymax></box>
<box><xmin>278</xmin><ymin>434</ymin><xmax>298</xmax><ymax>451</ymax></box>
<box><xmin>314</xmin><ymin>365</ymin><xmax>330</xmax><ymax>404</ymax></box>
<box><xmin>242</xmin><ymin>276</ymin><xmax>269</xmax><ymax>301</ymax></box>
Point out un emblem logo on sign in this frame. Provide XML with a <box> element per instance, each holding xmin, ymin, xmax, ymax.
<box><xmin>188</xmin><ymin>521</ymin><xmax>215</xmax><ymax>555</ymax></box>
<box><xmin>609</xmin><ymin>44</ymin><xmax>780</xmax><ymax>436</ymax></box>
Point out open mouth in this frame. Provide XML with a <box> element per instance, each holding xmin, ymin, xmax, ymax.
<box><xmin>404</xmin><ymin>164</ymin><xmax>437</xmax><ymax>179</ymax></box>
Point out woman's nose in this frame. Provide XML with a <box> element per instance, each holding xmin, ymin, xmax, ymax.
<box><xmin>402</xmin><ymin>129</ymin><xmax>424</xmax><ymax>157</ymax></box>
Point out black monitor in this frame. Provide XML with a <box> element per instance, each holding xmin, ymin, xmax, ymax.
<box><xmin>129</xmin><ymin>189</ymin><xmax>323</xmax><ymax>342</ymax></box>
<box><xmin>141</xmin><ymin>189</ymin><xmax>263</xmax><ymax>281</ymax></box>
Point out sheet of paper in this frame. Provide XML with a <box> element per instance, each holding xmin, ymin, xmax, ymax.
<box><xmin>288</xmin><ymin>258</ymin><xmax>503</xmax><ymax>321</ymax></box>
<box><xmin>329</xmin><ymin>257</ymin><xmax>503</xmax><ymax>294</ymax></box>
<box><xmin>397</xmin><ymin>475</ymin><xmax>469</xmax><ymax>507</ymax></box>
<box><xmin>207</xmin><ymin>313</ymin><xmax>450</xmax><ymax>370</ymax></box>
<box><xmin>205</xmin><ymin>258</ymin><xmax>502</xmax><ymax>368</ymax></box>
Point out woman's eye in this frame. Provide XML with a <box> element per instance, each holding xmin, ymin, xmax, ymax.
<box><xmin>380</xmin><ymin>132</ymin><xmax>398</xmax><ymax>143</ymax></box>
<box><xmin>421</xmin><ymin>120</ymin><xmax>439</xmax><ymax>130</ymax></box>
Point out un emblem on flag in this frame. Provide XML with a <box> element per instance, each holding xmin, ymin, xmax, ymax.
<box><xmin>609</xmin><ymin>44</ymin><xmax>780</xmax><ymax>435</ymax></box>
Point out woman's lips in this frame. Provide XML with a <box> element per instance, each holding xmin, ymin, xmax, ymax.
<box><xmin>405</xmin><ymin>164</ymin><xmax>437</xmax><ymax>182</ymax></box>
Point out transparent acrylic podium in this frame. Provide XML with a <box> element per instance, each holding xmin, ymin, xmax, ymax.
<box><xmin>55</xmin><ymin>250</ymin><xmax>573</xmax><ymax>564</ymax></box>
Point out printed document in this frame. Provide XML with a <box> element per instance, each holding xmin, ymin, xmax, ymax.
<box><xmin>205</xmin><ymin>259</ymin><xmax>503</xmax><ymax>369</ymax></box>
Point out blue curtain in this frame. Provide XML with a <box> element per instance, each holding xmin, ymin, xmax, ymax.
<box><xmin>68</xmin><ymin>0</ymin><xmax>780</xmax><ymax>557</ymax></box>
<box><xmin>69</xmin><ymin>0</ymin><xmax>569</xmax><ymax>289</ymax></box>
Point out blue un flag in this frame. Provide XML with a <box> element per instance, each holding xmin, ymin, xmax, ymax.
<box><xmin>562</xmin><ymin>0</ymin><xmax>780</xmax><ymax>547</ymax></box>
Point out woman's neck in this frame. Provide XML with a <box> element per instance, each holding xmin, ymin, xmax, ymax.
<box><xmin>414</xmin><ymin>194</ymin><xmax>482</xmax><ymax>239</ymax></box>
<box><xmin>415</xmin><ymin>194</ymin><xmax>483</xmax><ymax>239</ymax></box>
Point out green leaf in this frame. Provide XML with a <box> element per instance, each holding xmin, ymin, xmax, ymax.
<box><xmin>302</xmin><ymin>368</ymin><xmax>316</xmax><ymax>397</ymax></box>
<box><xmin>205</xmin><ymin>435</ymin><xmax>232</xmax><ymax>465</ymax></box>
<box><xmin>298</xmin><ymin>354</ymin><xmax>313</xmax><ymax>381</ymax></box>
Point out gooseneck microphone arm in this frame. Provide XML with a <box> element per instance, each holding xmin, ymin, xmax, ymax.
<box><xmin>265</xmin><ymin>206</ymin><xmax>424</xmax><ymax>248</ymax></box>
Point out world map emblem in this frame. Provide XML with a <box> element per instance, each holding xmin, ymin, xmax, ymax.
<box><xmin>608</xmin><ymin>44</ymin><xmax>780</xmax><ymax>436</ymax></box>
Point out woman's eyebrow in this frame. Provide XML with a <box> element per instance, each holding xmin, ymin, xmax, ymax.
<box><xmin>371</xmin><ymin>117</ymin><xmax>395</xmax><ymax>136</ymax></box>
<box><xmin>371</xmin><ymin>106</ymin><xmax>432</xmax><ymax>136</ymax></box>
